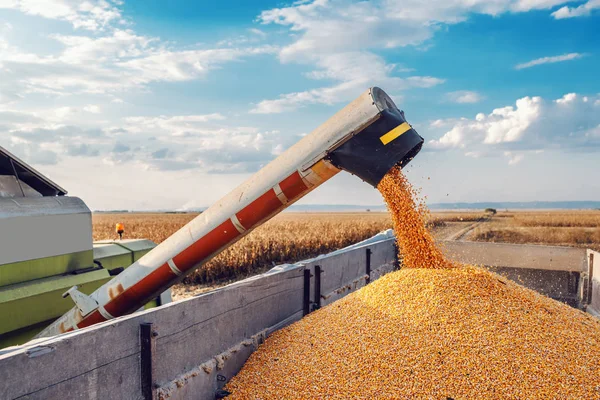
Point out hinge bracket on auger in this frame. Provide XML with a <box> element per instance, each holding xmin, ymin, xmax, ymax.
<box><xmin>62</xmin><ymin>286</ymin><xmax>99</xmax><ymax>317</ymax></box>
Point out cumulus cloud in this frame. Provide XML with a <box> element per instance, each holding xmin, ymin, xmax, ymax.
<box><xmin>128</xmin><ymin>118</ymin><xmax>286</xmax><ymax>173</ymax></box>
<box><xmin>36</xmin><ymin>112</ymin><xmax>286</xmax><ymax>174</ymax></box>
<box><xmin>0</xmin><ymin>1</ymin><xmax>278</xmax><ymax>100</ymax></box>
<box><xmin>515</xmin><ymin>53</ymin><xmax>586</xmax><ymax>70</ymax></box>
<box><xmin>0</xmin><ymin>26</ymin><xmax>278</xmax><ymax>96</ymax></box>
<box><xmin>428</xmin><ymin>93</ymin><xmax>600</xmax><ymax>163</ymax></box>
<box><xmin>253</xmin><ymin>0</ymin><xmax>580</xmax><ymax>113</ymax></box>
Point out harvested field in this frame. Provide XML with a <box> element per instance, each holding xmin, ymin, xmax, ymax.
<box><xmin>226</xmin><ymin>168</ymin><xmax>600</xmax><ymax>399</ymax></box>
<box><xmin>472</xmin><ymin>210</ymin><xmax>600</xmax><ymax>251</ymax></box>
<box><xmin>473</xmin><ymin>227</ymin><xmax>600</xmax><ymax>246</ymax></box>
<box><xmin>514</xmin><ymin>211</ymin><xmax>600</xmax><ymax>227</ymax></box>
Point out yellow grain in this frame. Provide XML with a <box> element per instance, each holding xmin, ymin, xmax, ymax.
<box><xmin>225</xmin><ymin>167</ymin><xmax>600</xmax><ymax>399</ymax></box>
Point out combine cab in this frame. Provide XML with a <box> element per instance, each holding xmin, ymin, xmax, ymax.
<box><xmin>0</xmin><ymin>147</ymin><xmax>170</xmax><ymax>348</ymax></box>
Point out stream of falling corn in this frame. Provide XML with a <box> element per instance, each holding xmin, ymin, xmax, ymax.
<box><xmin>378</xmin><ymin>166</ymin><xmax>453</xmax><ymax>269</ymax></box>
<box><xmin>226</xmin><ymin>167</ymin><xmax>600</xmax><ymax>399</ymax></box>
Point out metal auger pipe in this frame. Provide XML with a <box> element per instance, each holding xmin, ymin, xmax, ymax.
<box><xmin>37</xmin><ymin>87</ymin><xmax>423</xmax><ymax>338</ymax></box>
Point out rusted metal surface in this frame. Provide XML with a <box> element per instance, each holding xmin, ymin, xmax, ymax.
<box><xmin>108</xmin><ymin>283</ymin><xmax>125</xmax><ymax>300</ymax></box>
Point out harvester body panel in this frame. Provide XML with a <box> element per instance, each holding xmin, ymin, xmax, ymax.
<box><xmin>0</xmin><ymin>147</ymin><xmax>170</xmax><ymax>348</ymax></box>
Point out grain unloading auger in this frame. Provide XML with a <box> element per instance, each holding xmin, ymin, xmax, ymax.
<box><xmin>37</xmin><ymin>87</ymin><xmax>424</xmax><ymax>338</ymax></box>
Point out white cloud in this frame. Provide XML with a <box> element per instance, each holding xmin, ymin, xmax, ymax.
<box><xmin>0</xmin><ymin>27</ymin><xmax>278</xmax><ymax>96</ymax></box>
<box><xmin>515</xmin><ymin>53</ymin><xmax>586</xmax><ymax>69</ymax></box>
<box><xmin>124</xmin><ymin>113</ymin><xmax>226</xmax><ymax>136</ymax></box>
<box><xmin>51</xmin><ymin>29</ymin><xmax>155</xmax><ymax>64</ymax></box>
<box><xmin>446</xmin><ymin>90</ymin><xmax>484</xmax><ymax>104</ymax></box>
<box><xmin>429</xmin><ymin>95</ymin><xmax>542</xmax><ymax>148</ymax></box>
<box><xmin>118</xmin><ymin>46</ymin><xmax>277</xmax><ymax>84</ymax></box>
<box><xmin>248</xmin><ymin>28</ymin><xmax>267</xmax><ymax>38</ymax></box>
<box><xmin>0</xmin><ymin>5</ymin><xmax>287</xmax><ymax>179</ymax></box>
<box><xmin>552</xmin><ymin>0</ymin><xmax>600</xmax><ymax>18</ymax></box>
<box><xmin>83</xmin><ymin>104</ymin><xmax>101</xmax><ymax>113</ymax></box>
<box><xmin>93</xmin><ymin>113</ymin><xmax>289</xmax><ymax>173</ymax></box>
<box><xmin>253</xmin><ymin>0</ymin><xmax>580</xmax><ymax>114</ymax></box>
<box><xmin>555</xmin><ymin>92</ymin><xmax>577</xmax><ymax>105</ymax></box>
<box><xmin>250</xmin><ymin>51</ymin><xmax>444</xmax><ymax>113</ymax></box>
<box><xmin>259</xmin><ymin>0</ymin><xmax>569</xmax><ymax>62</ymax></box>
<box><xmin>504</xmin><ymin>151</ymin><xmax>525</xmax><ymax>165</ymax></box>
<box><xmin>0</xmin><ymin>0</ymin><xmax>123</xmax><ymax>31</ymax></box>
<box><xmin>428</xmin><ymin>93</ymin><xmax>600</xmax><ymax>163</ymax></box>
<box><xmin>216</xmin><ymin>28</ymin><xmax>269</xmax><ymax>47</ymax></box>
<box><xmin>1</xmin><ymin>106</ymin><xmax>284</xmax><ymax>174</ymax></box>
<box><xmin>258</xmin><ymin>0</ymin><xmax>582</xmax><ymax>57</ymax></box>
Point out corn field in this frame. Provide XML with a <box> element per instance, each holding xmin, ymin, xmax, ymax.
<box><xmin>92</xmin><ymin>212</ymin><xmax>393</xmax><ymax>284</ymax></box>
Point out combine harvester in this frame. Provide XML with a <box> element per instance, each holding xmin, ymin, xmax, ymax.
<box><xmin>0</xmin><ymin>148</ymin><xmax>171</xmax><ymax>348</ymax></box>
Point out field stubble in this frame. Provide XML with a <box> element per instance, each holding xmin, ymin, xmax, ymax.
<box><xmin>472</xmin><ymin>211</ymin><xmax>600</xmax><ymax>251</ymax></box>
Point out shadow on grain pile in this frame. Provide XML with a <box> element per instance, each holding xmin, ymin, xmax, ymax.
<box><xmin>225</xmin><ymin>167</ymin><xmax>600</xmax><ymax>399</ymax></box>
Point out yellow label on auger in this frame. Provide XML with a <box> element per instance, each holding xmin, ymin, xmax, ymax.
<box><xmin>380</xmin><ymin>122</ymin><xmax>411</xmax><ymax>145</ymax></box>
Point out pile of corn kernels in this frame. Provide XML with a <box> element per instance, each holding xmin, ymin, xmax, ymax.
<box><xmin>226</xmin><ymin>168</ymin><xmax>600</xmax><ymax>399</ymax></box>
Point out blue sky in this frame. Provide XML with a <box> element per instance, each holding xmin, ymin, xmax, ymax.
<box><xmin>0</xmin><ymin>0</ymin><xmax>599</xmax><ymax>210</ymax></box>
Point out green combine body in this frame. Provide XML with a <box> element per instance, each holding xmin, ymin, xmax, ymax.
<box><xmin>0</xmin><ymin>147</ymin><xmax>170</xmax><ymax>349</ymax></box>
